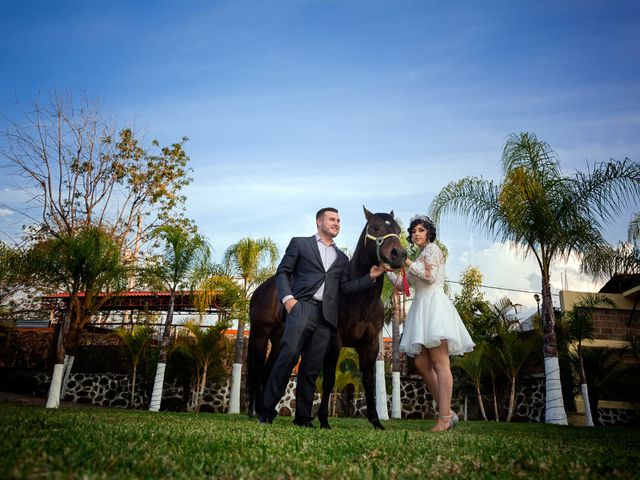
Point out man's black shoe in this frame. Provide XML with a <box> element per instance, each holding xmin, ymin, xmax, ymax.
<box><xmin>259</xmin><ymin>414</ymin><xmax>273</xmax><ymax>424</ymax></box>
<box><xmin>292</xmin><ymin>419</ymin><xmax>315</xmax><ymax>428</ymax></box>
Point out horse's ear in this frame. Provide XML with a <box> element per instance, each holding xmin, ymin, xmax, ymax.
<box><xmin>389</xmin><ymin>210</ymin><xmax>395</xmax><ymax>219</ymax></box>
<box><xmin>363</xmin><ymin>206</ymin><xmax>373</xmax><ymax>220</ymax></box>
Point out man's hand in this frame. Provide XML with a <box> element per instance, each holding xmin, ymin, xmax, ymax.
<box><xmin>284</xmin><ymin>298</ymin><xmax>298</xmax><ymax>314</ymax></box>
<box><xmin>369</xmin><ymin>264</ymin><xmax>391</xmax><ymax>280</ymax></box>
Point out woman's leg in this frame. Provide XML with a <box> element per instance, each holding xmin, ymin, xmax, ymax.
<box><xmin>414</xmin><ymin>348</ymin><xmax>439</xmax><ymax>405</ymax></box>
<box><xmin>428</xmin><ymin>340</ymin><xmax>453</xmax><ymax>431</ymax></box>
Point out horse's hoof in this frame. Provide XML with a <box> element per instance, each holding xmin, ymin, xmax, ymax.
<box><xmin>319</xmin><ymin>420</ymin><xmax>331</xmax><ymax>430</ymax></box>
<box><xmin>370</xmin><ymin>419</ymin><xmax>385</xmax><ymax>430</ymax></box>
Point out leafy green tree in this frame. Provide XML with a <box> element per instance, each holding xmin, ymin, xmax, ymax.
<box><xmin>429</xmin><ymin>132</ymin><xmax>640</xmax><ymax>424</ymax></box>
<box><xmin>142</xmin><ymin>225</ymin><xmax>211</xmax><ymax>412</ymax></box>
<box><xmin>454</xmin><ymin>266</ymin><xmax>497</xmax><ymax>339</ymax></box>
<box><xmin>223</xmin><ymin>237</ymin><xmax>278</xmax><ymax>414</ymax></box>
<box><xmin>117</xmin><ymin>324</ymin><xmax>155</xmax><ymax>408</ymax></box>
<box><xmin>563</xmin><ymin>293</ymin><xmax>616</xmax><ymax>426</ymax></box>
<box><xmin>172</xmin><ymin>319</ymin><xmax>231</xmax><ymax>412</ymax></box>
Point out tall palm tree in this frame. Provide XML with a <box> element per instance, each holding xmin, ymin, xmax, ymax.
<box><xmin>143</xmin><ymin>225</ymin><xmax>211</xmax><ymax>412</ymax></box>
<box><xmin>563</xmin><ymin>293</ymin><xmax>616</xmax><ymax>426</ymax></box>
<box><xmin>430</xmin><ymin>132</ymin><xmax>640</xmax><ymax>424</ymax></box>
<box><xmin>223</xmin><ymin>237</ymin><xmax>278</xmax><ymax>414</ymax></box>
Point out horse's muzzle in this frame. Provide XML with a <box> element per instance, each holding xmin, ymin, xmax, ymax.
<box><xmin>384</xmin><ymin>246</ymin><xmax>407</xmax><ymax>269</ymax></box>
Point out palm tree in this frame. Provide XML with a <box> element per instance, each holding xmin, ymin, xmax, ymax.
<box><xmin>563</xmin><ymin>293</ymin><xmax>616</xmax><ymax>426</ymax></box>
<box><xmin>487</xmin><ymin>325</ymin><xmax>539</xmax><ymax>422</ymax></box>
<box><xmin>143</xmin><ymin>225</ymin><xmax>211</xmax><ymax>412</ymax></box>
<box><xmin>430</xmin><ymin>132</ymin><xmax>640</xmax><ymax>424</ymax></box>
<box><xmin>223</xmin><ymin>237</ymin><xmax>278</xmax><ymax>414</ymax></box>
<box><xmin>316</xmin><ymin>347</ymin><xmax>363</xmax><ymax>417</ymax></box>
<box><xmin>117</xmin><ymin>324</ymin><xmax>155</xmax><ymax>408</ymax></box>
<box><xmin>172</xmin><ymin>319</ymin><xmax>231</xmax><ymax>412</ymax></box>
<box><xmin>452</xmin><ymin>345</ymin><xmax>489</xmax><ymax>421</ymax></box>
<box><xmin>26</xmin><ymin>227</ymin><xmax>128</xmax><ymax>408</ymax></box>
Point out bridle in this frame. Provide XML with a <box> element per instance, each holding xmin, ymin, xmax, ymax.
<box><xmin>364</xmin><ymin>223</ymin><xmax>401</xmax><ymax>264</ymax></box>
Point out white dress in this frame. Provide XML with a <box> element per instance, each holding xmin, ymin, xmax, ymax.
<box><xmin>390</xmin><ymin>243</ymin><xmax>475</xmax><ymax>357</ymax></box>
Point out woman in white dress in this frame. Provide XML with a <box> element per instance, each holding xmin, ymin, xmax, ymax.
<box><xmin>387</xmin><ymin>215</ymin><xmax>474</xmax><ymax>432</ymax></box>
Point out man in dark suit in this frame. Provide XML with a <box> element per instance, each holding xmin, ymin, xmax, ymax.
<box><xmin>260</xmin><ymin>207</ymin><xmax>386</xmax><ymax>427</ymax></box>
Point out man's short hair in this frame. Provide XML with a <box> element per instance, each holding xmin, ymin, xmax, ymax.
<box><xmin>316</xmin><ymin>207</ymin><xmax>339</xmax><ymax>220</ymax></box>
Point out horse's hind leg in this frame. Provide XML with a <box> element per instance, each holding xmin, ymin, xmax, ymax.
<box><xmin>318</xmin><ymin>336</ymin><xmax>340</xmax><ymax>429</ymax></box>
<box><xmin>357</xmin><ymin>344</ymin><xmax>385</xmax><ymax>430</ymax></box>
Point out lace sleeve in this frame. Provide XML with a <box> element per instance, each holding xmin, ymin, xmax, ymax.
<box><xmin>385</xmin><ymin>271</ymin><xmax>404</xmax><ymax>292</ymax></box>
<box><xmin>408</xmin><ymin>243</ymin><xmax>443</xmax><ymax>284</ymax></box>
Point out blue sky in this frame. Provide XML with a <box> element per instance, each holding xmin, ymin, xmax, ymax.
<box><xmin>1</xmin><ymin>0</ymin><xmax>639</xmax><ymax>318</ymax></box>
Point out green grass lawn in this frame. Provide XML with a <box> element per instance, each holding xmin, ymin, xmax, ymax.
<box><xmin>1</xmin><ymin>404</ymin><xmax>639</xmax><ymax>479</ymax></box>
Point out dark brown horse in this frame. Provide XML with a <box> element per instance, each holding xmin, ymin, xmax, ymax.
<box><xmin>246</xmin><ymin>207</ymin><xmax>406</xmax><ymax>429</ymax></box>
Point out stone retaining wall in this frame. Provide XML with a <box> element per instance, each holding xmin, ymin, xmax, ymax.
<box><xmin>6</xmin><ymin>371</ymin><xmax>637</xmax><ymax>425</ymax></box>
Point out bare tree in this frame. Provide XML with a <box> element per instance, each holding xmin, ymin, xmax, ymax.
<box><xmin>1</xmin><ymin>92</ymin><xmax>192</xmax><ymax>251</ymax></box>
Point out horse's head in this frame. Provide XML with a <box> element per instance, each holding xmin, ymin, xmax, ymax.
<box><xmin>362</xmin><ymin>206</ymin><xmax>407</xmax><ymax>269</ymax></box>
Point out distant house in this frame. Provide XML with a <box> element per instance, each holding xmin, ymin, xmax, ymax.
<box><xmin>560</xmin><ymin>273</ymin><xmax>640</xmax><ymax>425</ymax></box>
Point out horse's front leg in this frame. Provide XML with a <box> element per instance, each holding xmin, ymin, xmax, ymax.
<box><xmin>318</xmin><ymin>338</ymin><xmax>340</xmax><ymax>429</ymax></box>
<box><xmin>357</xmin><ymin>344</ymin><xmax>385</xmax><ymax>430</ymax></box>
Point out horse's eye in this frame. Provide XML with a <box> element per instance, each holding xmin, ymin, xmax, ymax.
<box><xmin>385</xmin><ymin>221</ymin><xmax>391</xmax><ymax>226</ymax></box>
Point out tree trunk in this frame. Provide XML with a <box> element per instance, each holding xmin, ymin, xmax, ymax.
<box><xmin>476</xmin><ymin>385</ymin><xmax>488</xmax><ymax>421</ymax></box>
<box><xmin>196</xmin><ymin>364</ymin><xmax>208</xmax><ymax>413</ymax></box>
<box><xmin>577</xmin><ymin>343</ymin><xmax>594</xmax><ymax>427</ymax></box>
<box><xmin>149</xmin><ymin>292</ymin><xmax>175</xmax><ymax>412</ymax></box>
<box><xmin>506</xmin><ymin>376</ymin><xmax>516</xmax><ymax>422</ymax></box>
<box><xmin>541</xmin><ymin>272</ymin><xmax>568</xmax><ymax>425</ymax></box>
<box><xmin>332</xmin><ymin>390</ymin><xmax>337</xmax><ymax>417</ymax></box>
<box><xmin>391</xmin><ymin>291</ymin><xmax>402</xmax><ymax>419</ymax></box>
<box><xmin>375</xmin><ymin>331</ymin><xmax>389</xmax><ymax>420</ymax></box>
<box><xmin>228</xmin><ymin>318</ymin><xmax>245</xmax><ymax>414</ymax></box>
<box><xmin>131</xmin><ymin>363</ymin><xmax>137</xmax><ymax>408</ymax></box>
<box><xmin>46</xmin><ymin>298</ymin><xmax>74</xmax><ymax>408</ymax></box>
<box><xmin>491</xmin><ymin>377</ymin><xmax>499</xmax><ymax>421</ymax></box>
<box><xmin>60</xmin><ymin>354</ymin><xmax>75</xmax><ymax>399</ymax></box>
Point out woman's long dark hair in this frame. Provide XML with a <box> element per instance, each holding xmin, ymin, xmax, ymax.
<box><xmin>407</xmin><ymin>216</ymin><xmax>437</xmax><ymax>244</ymax></box>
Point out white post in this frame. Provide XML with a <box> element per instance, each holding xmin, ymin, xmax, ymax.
<box><xmin>581</xmin><ymin>383</ymin><xmax>594</xmax><ymax>427</ymax></box>
<box><xmin>375</xmin><ymin>359</ymin><xmax>389</xmax><ymax>420</ymax></box>
<box><xmin>544</xmin><ymin>356</ymin><xmax>568</xmax><ymax>425</ymax></box>
<box><xmin>228</xmin><ymin>363</ymin><xmax>242</xmax><ymax>414</ymax></box>
<box><xmin>149</xmin><ymin>362</ymin><xmax>166</xmax><ymax>412</ymax></box>
<box><xmin>391</xmin><ymin>371</ymin><xmax>401</xmax><ymax>419</ymax></box>
<box><xmin>46</xmin><ymin>364</ymin><xmax>65</xmax><ymax>409</ymax></box>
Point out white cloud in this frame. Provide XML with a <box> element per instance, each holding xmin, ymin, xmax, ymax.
<box><xmin>446</xmin><ymin>241</ymin><xmax>603</xmax><ymax>320</ymax></box>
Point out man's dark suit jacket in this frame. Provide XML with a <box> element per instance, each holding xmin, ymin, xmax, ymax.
<box><xmin>275</xmin><ymin>235</ymin><xmax>375</xmax><ymax>327</ymax></box>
